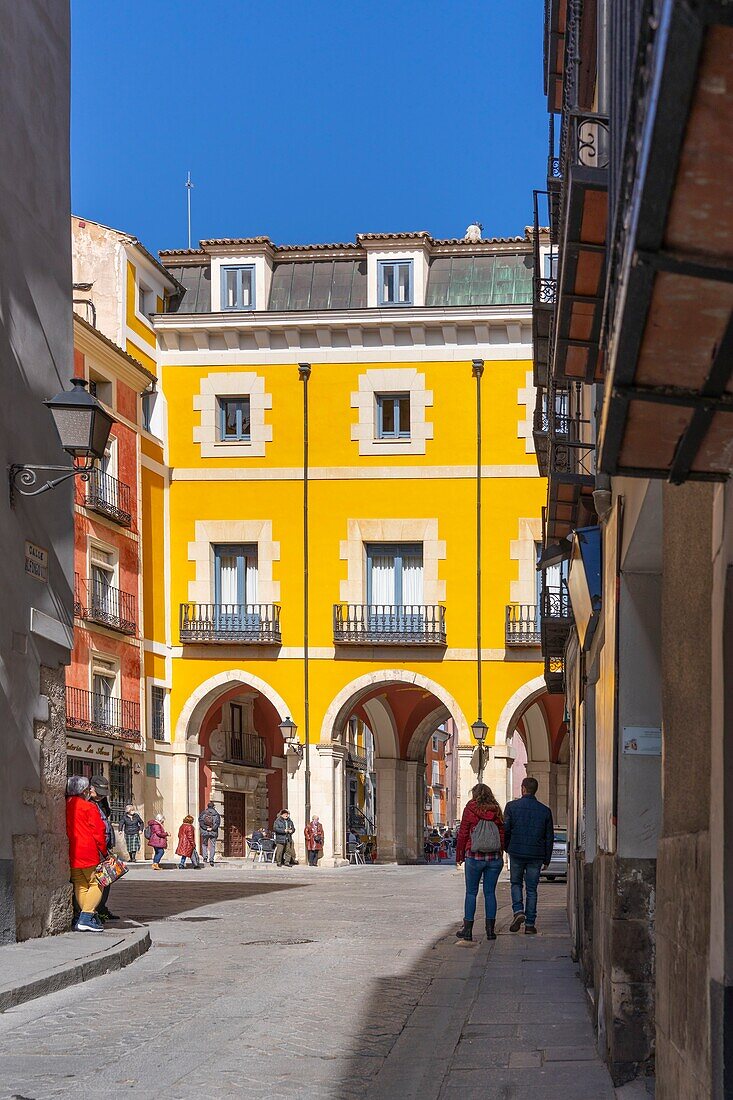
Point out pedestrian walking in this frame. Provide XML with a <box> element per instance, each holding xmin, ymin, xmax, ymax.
<box><xmin>274</xmin><ymin>809</ymin><xmax>296</xmax><ymax>866</ymax></box>
<box><xmin>198</xmin><ymin>800</ymin><xmax>221</xmax><ymax>865</ymax></box>
<box><xmin>121</xmin><ymin>804</ymin><xmax>144</xmax><ymax>861</ymax></box>
<box><xmin>176</xmin><ymin>815</ymin><xmax>198</xmax><ymax>868</ymax></box>
<box><xmin>88</xmin><ymin>774</ymin><xmax>119</xmax><ymax>920</ymax></box>
<box><xmin>146</xmin><ymin>813</ymin><xmax>169</xmax><ymax>868</ymax></box>
<box><xmin>503</xmin><ymin>776</ymin><xmax>554</xmax><ymax>934</ymax></box>
<box><xmin>455</xmin><ymin>783</ymin><xmax>505</xmax><ymax>942</ymax></box>
<box><xmin>304</xmin><ymin>815</ymin><xmax>324</xmax><ymax>866</ymax></box>
<box><xmin>65</xmin><ymin>775</ymin><xmax>107</xmax><ymax>933</ymax></box>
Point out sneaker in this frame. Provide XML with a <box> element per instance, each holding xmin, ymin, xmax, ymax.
<box><xmin>509</xmin><ymin>911</ymin><xmax>526</xmax><ymax>933</ymax></box>
<box><xmin>75</xmin><ymin>913</ymin><xmax>104</xmax><ymax>933</ymax></box>
<box><xmin>524</xmin><ymin>925</ymin><xmax>537</xmax><ymax>935</ymax></box>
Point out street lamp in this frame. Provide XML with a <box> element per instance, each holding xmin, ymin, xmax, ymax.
<box><xmin>472</xmin><ymin>718</ymin><xmax>488</xmax><ymax>783</ymax></box>
<box><xmin>279</xmin><ymin>716</ymin><xmax>303</xmax><ymax>758</ymax></box>
<box><xmin>9</xmin><ymin>377</ymin><xmax>114</xmax><ymax>504</ymax></box>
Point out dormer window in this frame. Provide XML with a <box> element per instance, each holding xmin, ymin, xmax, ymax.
<box><xmin>221</xmin><ymin>265</ymin><xmax>255</xmax><ymax>310</ymax></box>
<box><xmin>378</xmin><ymin>260</ymin><xmax>413</xmax><ymax>306</ymax></box>
<box><xmin>138</xmin><ymin>281</ymin><xmax>154</xmax><ymax>316</ymax></box>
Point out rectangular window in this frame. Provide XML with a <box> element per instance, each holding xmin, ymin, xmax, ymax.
<box><xmin>376</xmin><ymin>393</ymin><xmax>410</xmax><ymax>439</ymax></box>
<box><xmin>378</xmin><ymin>260</ymin><xmax>413</xmax><ymax>306</ymax></box>
<box><xmin>366</xmin><ymin>543</ymin><xmax>423</xmax><ymax>606</ymax></box>
<box><xmin>432</xmin><ymin>760</ymin><xmax>440</xmax><ymax>786</ymax></box>
<box><xmin>214</xmin><ymin>545</ymin><xmax>258</xmax><ymax>606</ymax></box>
<box><xmin>138</xmin><ymin>282</ymin><xmax>152</xmax><ymax>316</ymax></box>
<box><xmin>142</xmin><ymin>391</ymin><xmax>155</xmax><ymax>432</ymax></box>
<box><xmin>92</xmin><ymin>656</ymin><xmax>117</xmax><ymax>730</ymax></box>
<box><xmin>151</xmin><ymin>685</ymin><xmax>166</xmax><ymax>742</ymax></box>
<box><xmin>219</xmin><ymin>396</ymin><xmax>251</xmax><ymax>441</ymax></box>
<box><xmin>221</xmin><ymin>265</ymin><xmax>255</xmax><ymax>310</ymax></box>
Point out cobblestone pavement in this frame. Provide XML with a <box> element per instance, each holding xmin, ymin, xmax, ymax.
<box><xmin>0</xmin><ymin>863</ymin><xmax>624</xmax><ymax>1100</ymax></box>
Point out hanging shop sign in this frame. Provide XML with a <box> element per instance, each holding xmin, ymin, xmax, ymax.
<box><xmin>25</xmin><ymin>541</ymin><xmax>48</xmax><ymax>582</ymax></box>
<box><xmin>622</xmin><ymin>727</ymin><xmax>662</xmax><ymax>756</ymax></box>
<box><xmin>66</xmin><ymin>736</ymin><xmax>113</xmax><ymax>762</ymax></box>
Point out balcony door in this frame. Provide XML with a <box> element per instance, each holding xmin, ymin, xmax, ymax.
<box><xmin>214</xmin><ymin>545</ymin><xmax>258</xmax><ymax>633</ymax></box>
<box><xmin>92</xmin><ymin>659</ymin><xmax>116</xmax><ymax>731</ymax></box>
<box><xmin>366</xmin><ymin>543</ymin><xmax>424</xmax><ymax>634</ymax></box>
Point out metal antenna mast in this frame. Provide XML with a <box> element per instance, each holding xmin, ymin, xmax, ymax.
<box><xmin>185</xmin><ymin>172</ymin><xmax>194</xmax><ymax>249</ymax></box>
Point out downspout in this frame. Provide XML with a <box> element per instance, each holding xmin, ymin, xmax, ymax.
<box><xmin>472</xmin><ymin>359</ymin><xmax>485</xmax><ymax>780</ymax></box>
<box><xmin>299</xmin><ymin>363</ymin><xmax>312</xmax><ymax>827</ymax></box>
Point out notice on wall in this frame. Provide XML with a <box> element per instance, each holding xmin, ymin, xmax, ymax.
<box><xmin>25</xmin><ymin>541</ymin><xmax>48</xmax><ymax>582</ymax></box>
<box><xmin>66</xmin><ymin>737</ymin><xmax>113</xmax><ymax>762</ymax></box>
<box><xmin>622</xmin><ymin>727</ymin><xmax>662</xmax><ymax>756</ymax></box>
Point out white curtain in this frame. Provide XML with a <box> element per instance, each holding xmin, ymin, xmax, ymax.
<box><xmin>219</xmin><ymin>553</ymin><xmax>239</xmax><ymax>605</ymax></box>
<box><xmin>370</xmin><ymin>555</ymin><xmax>395</xmax><ymax>605</ymax></box>
<box><xmin>244</xmin><ymin>552</ymin><xmax>258</xmax><ymax>604</ymax></box>
<box><xmin>401</xmin><ymin>554</ymin><xmax>424</xmax><ymax>606</ymax></box>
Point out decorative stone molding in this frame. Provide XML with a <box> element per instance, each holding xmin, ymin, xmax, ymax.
<box><xmin>517</xmin><ymin>369</ymin><xmax>536</xmax><ymax>454</ymax></box>
<box><xmin>350</xmin><ymin>367</ymin><xmax>433</xmax><ymax>456</ymax></box>
<box><xmin>339</xmin><ymin>518</ymin><xmax>445</xmax><ymax>603</ymax></box>
<box><xmin>175</xmin><ymin>668</ymin><xmax>293</xmax><ymax>744</ymax></box>
<box><xmin>193</xmin><ymin>371</ymin><xmax>272</xmax><ymax>458</ymax></box>
<box><xmin>509</xmin><ymin>516</ymin><xmax>542</xmax><ymax>605</ymax></box>
<box><xmin>187</xmin><ymin>519</ymin><xmax>280</xmax><ymax>604</ymax></box>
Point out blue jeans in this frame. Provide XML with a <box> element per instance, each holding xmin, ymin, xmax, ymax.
<box><xmin>152</xmin><ymin>847</ymin><xmax>165</xmax><ymax>865</ymax></box>
<box><xmin>509</xmin><ymin>857</ymin><xmax>543</xmax><ymax>925</ymax></box>
<box><xmin>463</xmin><ymin>856</ymin><xmax>503</xmax><ymax>920</ymax></box>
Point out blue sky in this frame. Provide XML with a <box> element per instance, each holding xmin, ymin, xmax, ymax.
<box><xmin>71</xmin><ymin>1</ymin><xmax>545</xmax><ymax>255</ymax></box>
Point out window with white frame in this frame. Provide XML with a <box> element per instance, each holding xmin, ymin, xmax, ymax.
<box><xmin>366</xmin><ymin>543</ymin><xmax>423</xmax><ymax>607</ymax></box>
<box><xmin>150</xmin><ymin>685</ymin><xmax>167</xmax><ymax>742</ymax></box>
<box><xmin>92</xmin><ymin>654</ymin><xmax>118</xmax><ymax>728</ymax></box>
<box><xmin>138</xmin><ymin>281</ymin><xmax>154</xmax><ymax>317</ymax></box>
<box><xmin>89</xmin><ymin>543</ymin><xmax>117</xmax><ymax>614</ymax></box>
<box><xmin>221</xmin><ymin>265</ymin><xmax>255</xmax><ymax>310</ymax></box>
<box><xmin>218</xmin><ymin>396</ymin><xmax>251</xmax><ymax>442</ymax></box>
<box><xmin>378</xmin><ymin>259</ymin><xmax>413</xmax><ymax>306</ymax></box>
<box><xmin>432</xmin><ymin>760</ymin><xmax>440</xmax><ymax>787</ymax></box>
<box><xmin>376</xmin><ymin>393</ymin><xmax>410</xmax><ymax>439</ymax></box>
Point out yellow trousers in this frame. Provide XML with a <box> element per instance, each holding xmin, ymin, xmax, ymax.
<box><xmin>70</xmin><ymin>866</ymin><xmax>103</xmax><ymax>914</ymax></box>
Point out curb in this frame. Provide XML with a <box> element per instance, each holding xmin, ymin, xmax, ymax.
<box><xmin>0</xmin><ymin>926</ymin><xmax>151</xmax><ymax>1014</ymax></box>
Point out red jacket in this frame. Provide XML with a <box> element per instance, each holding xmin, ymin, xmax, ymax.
<box><xmin>147</xmin><ymin>820</ymin><xmax>168</xmax><ymax>849</ymax></box>
<box><xmin>175</xmin><ymin>823</ymin><xmax>196</xmax><ymax>857</ymax></box>
<box><xmin>304</xmin><ymin>822</ymin><xmax>324</xmax><ymax>851</ymax></box>
<box><xmin>455</xmin><ymin>800</ymin><xmax>505</xmax><ymax>863</ymax></box>
<box><xmin>66</xmin><ymin>796</ymin><xmax>107</xmax><ymax>869</ymax></box>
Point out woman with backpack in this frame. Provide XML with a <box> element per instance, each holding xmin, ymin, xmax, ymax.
<box><xmin>145</xmin><ymin>814</ymin><xmax>168</xmax><ymax>868</ymax></box>
<box><xmin>455</xmin><ymin>783</ymin><xmax>505</xmax><ymax>942</ymax></box>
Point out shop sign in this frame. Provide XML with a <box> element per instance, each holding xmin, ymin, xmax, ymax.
<box><xmin>25</xmin><ymin>541</ymin><xmax>48</xmax><ymax>582</ymax></box>
<box><xmin>66</xmin><ymin>737</ymin><xmax>113</xmax><ymax>762</ymax></box>
<box><xmin>622</xmin><ymin>727</ymin><xmax>662</xmax><ymax>756</ymax></box>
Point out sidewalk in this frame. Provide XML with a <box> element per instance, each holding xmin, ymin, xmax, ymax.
<box><xmin>0</xmin><ymin>924</ymin><xmax>150</xmax><ymax>1014</ymax></box>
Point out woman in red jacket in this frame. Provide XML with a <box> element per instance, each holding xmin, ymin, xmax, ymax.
<box><xmin>455</xmin><ymin>783</ymin><xmax>505</xmax><ymax>942</ymax></box>
<box><xmin>176</xmin><ymin>815</ymin><xmax>197</xmax><ymax>869</ymax></box>
<box><xmin>65</xmin><ymin>775</ymin><xmax>108</xmax><ymax>933</ymax></box>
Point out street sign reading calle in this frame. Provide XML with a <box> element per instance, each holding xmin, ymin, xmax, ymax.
<box><xmin>25</xmin><ymin>541</ymin><xmax>48</xmax><ymax>582</ymax></box>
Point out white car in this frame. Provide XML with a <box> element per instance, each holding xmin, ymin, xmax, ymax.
<box><xmin>541</xmin><ymin>829</ymin><xmax>568</xmax><ymax>881</ymax></box>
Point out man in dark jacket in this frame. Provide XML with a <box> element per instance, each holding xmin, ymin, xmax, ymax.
<box><xmin>273</xmin><ymin>809</ymin><xmax>296</xmax><ymax>867</ymax></box>
<box><xmin>198</xmin><ymin>801</ymin><xmax>221</xmax><ymax>865</ymax></box>
<box><xmin>503</xmin><ymin>777</ymin><xmax>554</xmax><ymax>933</ymax></box>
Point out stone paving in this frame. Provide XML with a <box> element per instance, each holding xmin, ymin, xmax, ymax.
<box><xmin>0</xmin><ymin>863</ymin><xmax>633</xmax><ymax>1099</ymax></box>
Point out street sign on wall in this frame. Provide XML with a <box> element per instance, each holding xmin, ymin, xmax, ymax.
<box><xmin>25</xmin><ymin>541</ymin><xmax>48</xmax><ymax>582</ymax></box>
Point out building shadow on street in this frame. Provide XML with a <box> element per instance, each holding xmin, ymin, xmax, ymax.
<box><xmin>109</xmin><ymin>876</ymin><xmax>310</xmax><ymax>924</ymax></box>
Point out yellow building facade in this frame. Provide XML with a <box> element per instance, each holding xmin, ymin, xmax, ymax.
<box><xmin>136</xmin><ymin>230</ymin><xmax>550</xmax><ymax>862</ymax></box>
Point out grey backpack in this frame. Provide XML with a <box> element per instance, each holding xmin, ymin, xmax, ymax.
<box><xmin>471</xmin><ymin>817</ymin><xmax>501</xmax><ymax>853</ymax></box>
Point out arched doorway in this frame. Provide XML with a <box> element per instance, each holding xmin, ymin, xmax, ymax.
<box><xmin>505</xmin><ymin>690</ymin><xmax>568</xmax><ymax>827</ymax></box>
<box><xmin>176</xmin><ymin>671</ymin><xmax>294</xmax><ymax>859</ymax></box>
<box><xmin>321</xmin><ymin>671</ymin><xmax>469</xmax><ymax>863</ymax></box>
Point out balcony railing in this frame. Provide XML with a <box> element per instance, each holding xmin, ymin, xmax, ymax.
<box><xmin>505</xmin><ymin>604</ymin><xmax>541</xmax><ymax>646</ymax></box>
<box><xmin>66</xmin><ymin>687</ymin><xmax>140</xmax><ymax>742</ymax></box>
<box><xmin>544</xmin><ymin>654</ymin><xmax>565</xmax><ymax>694</ymax></box>
<box><xmin>75</xmin><ymin>575</ymin><xmax>136</xmax><ymax>635</ymax></box>
<box><xmin>179</xmin><ymin>603</ymin><xmax>282</xmax><ymax>644</ymax></box>
<box><xmin>346</xmin><ymin>748</ymin><xmax>368</xmax><ymax>772</ymax></box>
<box><xmin>212</xmin><ymin>729</ymin><xmax>266</xmax><ymax>767</ymax></box>
<box><xmin>333</xmin><ymin>604</ymin><xmax>447</xmax><ymax>645</ymax></box>
<box><xmin>86</xmin><ymin>470</ymin><xmax>132</xmax><ymax>527</ymax></box>
<box><xmin>541</xmin><ymin>579</ymin><xmax>574</xmax><ymax>659</ymax></box>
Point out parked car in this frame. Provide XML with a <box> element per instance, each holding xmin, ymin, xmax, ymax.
<box><xmin>541</xmin><ymin>828</ymin><xmax>568</xmax><ymax>881</ymax></box>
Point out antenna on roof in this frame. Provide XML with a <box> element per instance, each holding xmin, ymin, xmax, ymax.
<box><xmin>185</xmin><ymin>171</ymin><xmax>194</xmax><ymax>249</ymax></box>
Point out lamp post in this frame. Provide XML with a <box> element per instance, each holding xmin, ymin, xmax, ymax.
<box><xmin>9</xmin><ymin>377</ymin><xmax>114</xmax><ymax>504</ymax></box>
<box><xmin>279</xmin><ymin>716</ymin><xmax>303</xmax><ymax>759</ymax></box>
<box><xmin>299</xmin><ymin>363</ymin><xmax>312</xmax><ymax>827</ymax></box>
<box><xmin>472</xmin><ymin>718</ymin><xmax>488</xmax><ymax>784</ymax></box>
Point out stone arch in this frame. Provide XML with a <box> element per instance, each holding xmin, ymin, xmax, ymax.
<box><xmin>494</xmin><ymin>675</ymin><xmax>548</xmax><ymax>749</ymax></box>
<box><xmin>320</xmin><ymin>668</ymin><xmax>470</xmax><ymax>747</ymax></box>
<box><xmin>361</xmin><ymin>697</ymin><xmax>399</xmax><ymax>759</ymax></box>
<box><xmin>405</xmin><ymin>705</ymin><xmax>452</xmax><ymax>761</ymax></box>
<box><xmin>175</xmin><ymin>668</ymin><xmax>294</xmax><ymax>743</ymax></box>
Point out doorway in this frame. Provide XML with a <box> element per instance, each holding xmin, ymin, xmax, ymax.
<box><xmin>223</xmin><ymin>790</ymin><xmax>246</xmax><ymax>856</ymax></box>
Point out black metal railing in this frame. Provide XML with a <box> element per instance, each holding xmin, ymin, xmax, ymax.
<box><xmin>86</xmin><ymin>470</ymin><xmax>132</xmax><ymax>527</ymax></box>
<box><xmin>544</xmin><ymin>654</ymin><xmax>565</xmax><ymax>694</ymax></box>
<box><xmin>179</xmin><ymin>603</ymin><xmax>281</xmax><ymax>644</ymax></box>
<box><xmin>213</xmin><ymin>729</ymin><xmax>266</xmax><ymax>767</ymax></box>
<box><xmin>66</xmin><ymin>687</ymin><xmax>140</xmax><ymax>741</ymax></box>
<box><xmin>346</xmin><ymin>747</ymin><xmax>368</xmax><ymax>772</ymax></box>
<box><xmin>76</xmin><ymin>576</ymin><xmax>136</xmax><ymax>635</ymax></box>
<box><xmin>542</xmin><ymin>580</ymin><xmax>573</xmax><ymax>622</ymax></box>
<box><xmin>547</xmin><ymin>383</ymin><xmax>595</xmax><ymax>482</ymax></box>
<box><xmin>333</xmin><ymin>604</ymin><xmax>447</xmax><ymax>645</ymax></box>
<box><xmin>534</xmin><ymin>277</ymin><xmax>557</xmax><ymax>306</ymax></box>
<box><xmin>505</xmin><ymin>604</ymin><xmax>541</xmax><ymax>646</ymax></box>
<box><xmin>348</xmin><ymin>805</ymin><xmax>375</xmax><ymax>835</ymax></box>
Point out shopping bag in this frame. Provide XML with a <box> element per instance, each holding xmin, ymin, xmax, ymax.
<box><xmin>191</xmin><ymin>847</ymin><xmax>201</xmax><ymax>869</ymax></box>
<box><xmin>95</xmin><ymin>853</ymin><xmax>128</xmax><ymax>888</ymax></box>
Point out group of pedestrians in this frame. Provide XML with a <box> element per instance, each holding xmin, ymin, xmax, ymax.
<box><xmin>455</xmin><ymin>776</ymin><xmax>554</xmax><ymax>941</ymax></box>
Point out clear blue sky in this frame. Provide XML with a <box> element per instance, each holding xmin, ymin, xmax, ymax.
<box><xmin>71</xmin><ymin>1</ymin><xmax>545</xmax><ymax>255</ymax></box>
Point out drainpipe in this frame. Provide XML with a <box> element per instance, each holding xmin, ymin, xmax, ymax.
<box><xmin>472</xmin><ymin>359</ymin><xmax>485</xmax><ymax>781</ymax></box>
<box><xmin>299</xmin><ymin>363</ymin><xmax>312</xmax><ymax>827</ymax></box>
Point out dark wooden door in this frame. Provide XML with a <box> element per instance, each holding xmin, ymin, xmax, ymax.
<box><xmin>223</xmin><ymin>791</ymin><xmax>246</xmax><ymax>856</ymax></box>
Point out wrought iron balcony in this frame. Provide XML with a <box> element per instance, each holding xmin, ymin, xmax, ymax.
<box><xmin>75</xmin><ymin>575</ymin><xmax>136</xmax><ymax>635</ymax></box>
<box><xmin>179</xmin><ymin>603</ymin><xmax>281</xmax><ymax>644</ymax></box>
<box><xmin>541</xmin><ymin>579</ymin><xmax>573</xmax><ymax>658</ymax></box>
<box><xmin>333</xmin><ymin>604</ymin><xmax>447</xmax><ymax>646</ymax></box>
<box><xmin>544</xmin><ymin>654</ymin><xmax>565</xmax><ymax>694</ymax></box>
<box><xmin>85</xmin><ymin>470</ymin><xmax>132</xmax><ymax>527</ymax></box>
<box><xmin>346</xmin><ymin>748</ymin><xmax>368</xmax><ymax>772</ymax></box>
<box><xmin>212</xmin><ymin>729</ymin><xmax>266</xmax><ymax>768</ymax></box>
<box><xmin>505</xmin><ymin>604</ymin><xmax>541</xmax><ymax>647</ymax></box>
<box><xmin>66</xmin><ymin>686</ymin><xmax>140</xmax><ymax>742</ymax></box>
